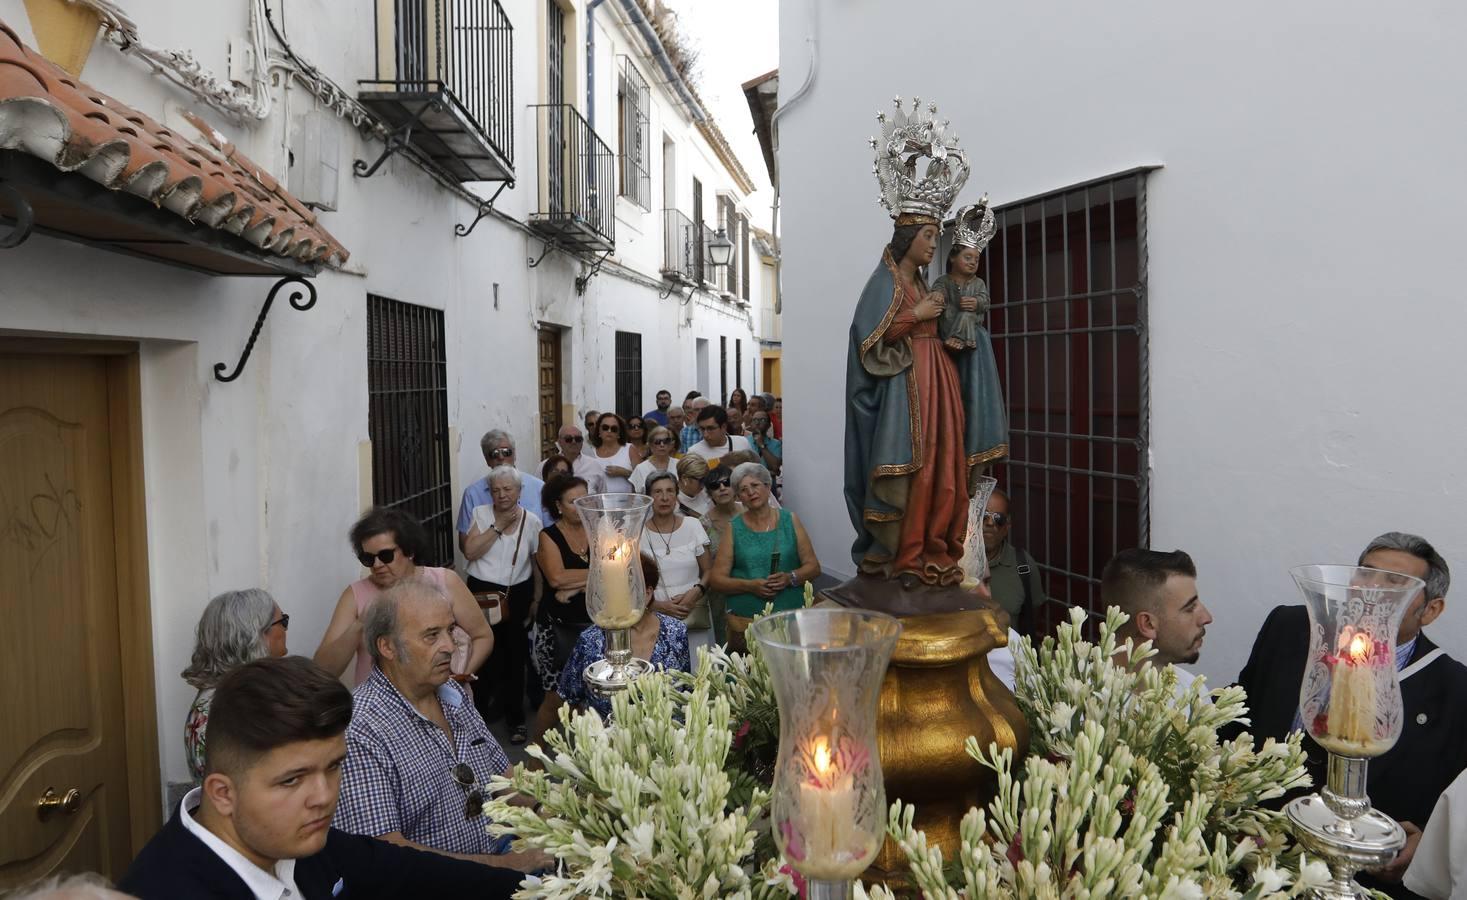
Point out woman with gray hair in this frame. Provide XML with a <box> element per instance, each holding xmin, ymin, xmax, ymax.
<box><xmin>181</xmin><ymin>588</ymin><xmax>289</xmax><ymax>780</ymax></box>
<box><xmin>464</xmin><ymin>465</ymin><xmax>542</xmax><ymax>742</ymax></box>
<box><xmin>710</xmin><ymin>462</ymin><xmax>820</xmax><ymax>651</ymax></box>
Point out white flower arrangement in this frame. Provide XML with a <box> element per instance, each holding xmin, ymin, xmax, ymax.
<box><xmin>485</xmin><ymin>605</ymin><xmax>1326</xmax><ymax>899</ymax></box>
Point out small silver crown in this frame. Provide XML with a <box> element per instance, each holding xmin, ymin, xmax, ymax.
<box><xmin>870</xmin><ymin>96</ymin><xmax>970</xmax><ymax>223</ymax></box>
<box><xmin>951</xmin><ymin>196</ymin><xmax>996</xmax><ymax>251</ymax></box>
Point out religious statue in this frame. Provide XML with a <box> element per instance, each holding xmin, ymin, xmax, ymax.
<box><xmin>834</xmin><ymin>98</ymin><xmax>1009</xmax><ymax>614</ymax></box>
<box><xmin>933</xmin><ymin>199</ymin><xmax>995</xmax><ymax>352</ymax></box>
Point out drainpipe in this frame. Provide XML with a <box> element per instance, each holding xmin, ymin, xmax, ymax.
<box><xmin>613</xmin><ymin>0</ymin><xmax>705</xmax><ymax>122</ymax></box>
<box><xmin>587</xmin><ymin>0</ymin><xmax>609</xmax><ymax>125</ymax></box>
<box><xmin>769</xmin><ymin>0</ymin><xmax>819</xmax><ymax>314</ymax></box>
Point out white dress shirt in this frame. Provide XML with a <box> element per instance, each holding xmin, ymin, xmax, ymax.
<box><xmin>180</xmin><ymin>787</ymin><xmax>302</xmax><ymax>900</ymax></box>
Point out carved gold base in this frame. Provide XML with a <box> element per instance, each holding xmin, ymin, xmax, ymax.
<box><xmin>866</xmin><ymin>606</ymin><xmax>1030</xmax><ymax>880</ymax></box>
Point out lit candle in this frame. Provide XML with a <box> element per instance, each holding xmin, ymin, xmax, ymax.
<box><xmin>791</xmin><ymin>736</ymin><xmax>876</xmax><ymax>880</ymax></box>
<box><xmin>596</xmin><ymin>533</ymin><xmax>639</xmax><ymax>629</ymax></box>
<box><xmin>1321</xmin><ymin>628</ymin><xmax>1380</xmax><ymax>754</ymax></box>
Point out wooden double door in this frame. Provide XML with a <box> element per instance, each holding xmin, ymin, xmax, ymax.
<box><xmin>0</xmin><ymin>349</ymin><xmax>157</xmax><ymax>888</ymax></box>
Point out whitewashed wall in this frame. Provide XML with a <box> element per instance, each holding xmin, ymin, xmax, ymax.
<box><xmin>776</xmin><ymin>0</ymin><xmax>1467</xmax><ymax>684</ymax></box>
<box><xmin>0</xmin><ymin>0</ymin><xmax>761</xmax><ymax>799</ymax></box>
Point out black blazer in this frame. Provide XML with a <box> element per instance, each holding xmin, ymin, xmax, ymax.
<box><xmin>1233</xmin><ymin>604</ymin><xmax>1467</xmax><ymax>828</ymax></box>
<box><xmin>119</xmin><ymin>807</ymin><xmax>523</xmax><ymax>900</ymax></box>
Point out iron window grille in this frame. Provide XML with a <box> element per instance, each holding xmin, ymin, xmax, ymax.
<box><xmin>983</xmin><ymin>169</ymin><xmax>1152</xmax><ymax>632</ymax></box>
<box><xmin>367</xmin><ymin>294</ymin><xmax>455</xmax><ymax>567</ymax></box>
<box><xmin>617</xmin><ymin>58</ymin><xmax>652</xmax><ymax>210</ymax></box>
<box><xmin>735</xmin><ymin>338</ymin><xmax>743</xmax><ymax>390</ymax></box>
<box><xmin>719</xmin><ymin>335</ymin><xmax>728</xmax><ymax>404</ymax></box>
<box><xmin>660</xmin><ymin>207</ymin><xmax>697</xmax><ymax>282</ymax></box>
<box><xmin>739</xmin><ymin>213</ymin><xmax>751</xmax><ymax>302</ymax></box>
<box><xmin>614</xmin><ymin>331</ymin><xmax>643</xmax><ymax>419</ymax></box>
<box><xmin>530</xmin><ymin>103</ymin><xmax>615</xmax><ymax>251</ymax></box>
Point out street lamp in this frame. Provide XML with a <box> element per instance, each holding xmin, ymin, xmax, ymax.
<box><xmin>708</xmin><ymin>227</ymin><xmax>734</xmax><ymax>267</ymax></box>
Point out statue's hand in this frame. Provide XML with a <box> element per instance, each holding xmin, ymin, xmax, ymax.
<box><xmin>959</xmin><ymin>295</ymin><xmax>979</xmax><ymax>312</ymax></box>
<box><xmin>913</xmin><ymin>294</ymin><xmax>945</xmax><ymax>321</ymax></box>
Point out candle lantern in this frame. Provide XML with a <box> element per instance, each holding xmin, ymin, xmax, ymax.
<box><xmin>750</xmin><ymin>608</ymin><xmax>902</xmax><ymax>899</ymax></box>
<box><xmin>573</xmin><ymin>492</ymin><xmax>654</xmax><ymax>699</ymax></box>
<box><xmin>1286</xmin><ymin>564</ymin><xmax>1424</xmax><ymax>898</ymax></box>
<box><xmin>958</xmin><ymin>475</ymin><xmax>998</xmax><ymax>593</ymax></box>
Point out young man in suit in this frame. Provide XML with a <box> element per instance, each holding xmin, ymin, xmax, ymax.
<box><xmin>1233</xmin><ymin>532</ymin><xmax>1467</xmax><ymax>898</ymax></box>
<box><xmin>119</xmin><ymin>655</ymin><xmax>523</xmax><ymax>900</ymax></box>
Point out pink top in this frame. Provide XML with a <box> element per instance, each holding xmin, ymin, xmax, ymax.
<box><xmin>349</xmin><ymin>565</ymin><xmax>452</xmax><ymax>686</ymax></box>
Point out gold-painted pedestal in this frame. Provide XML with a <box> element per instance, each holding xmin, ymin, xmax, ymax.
<box><xmin>868</xmin><ymin>606</ymin><xmax>1030</xmax><ymax>879</ymax></box>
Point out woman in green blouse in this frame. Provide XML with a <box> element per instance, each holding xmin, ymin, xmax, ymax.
<box><xmin>710</xmin><ymin>461</ymin><xmax>821</xmax><ymax>651</ymax></box>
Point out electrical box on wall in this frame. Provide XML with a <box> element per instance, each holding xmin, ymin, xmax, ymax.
<box><xmin>288</xmin><ymin>111</ymin><xmax>340</xmax><ymax>211</ymax></box>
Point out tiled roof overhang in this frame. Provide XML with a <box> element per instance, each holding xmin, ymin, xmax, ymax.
<box><xmin>0</xmin><ymin>20</ymin><xmax>348</xmax><ymax>274</ymax></box>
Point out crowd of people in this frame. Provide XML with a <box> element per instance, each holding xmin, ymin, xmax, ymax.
<box><xmin>25</xmin><ymin>383</ymin><xmax>1467</xmax><ymax>900</ymax></box>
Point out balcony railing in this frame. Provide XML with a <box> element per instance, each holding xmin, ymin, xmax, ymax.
<box><xmin>661</xmin><ymin>208</ymin><xmax>697</xmax><ymax>282</ymax></box>
<box><xmin>359</xmin><ymin>0</ymin><xmax>513</xmax><ymax>182</ymax></box>
<box><xmin>529</xmin><ymin>104</ymin><xmax>615</xmax><ymax>252</ymax></box>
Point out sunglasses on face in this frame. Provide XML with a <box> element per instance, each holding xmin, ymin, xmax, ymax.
<box><xmin>983</xmin><ymin>511</ymin><xmax>1010</xmax><ymax>527</ymax></box>
<box><xmin>357</xmin><ymin>547</ymin><xmax>399</xmax><ymax>567</ymax></box>
<box><xmin>487</xmin><ymin>447</ymin><xmax>514</xmax><ymax>459</ymax></box>
<box><xmin>264</xmin><ymin>613</ymin><xmax>290</xmax><ymax>632</ymax></box>
<box><xmin>707</xmin><ymin>477</ymin><xmax>731</xmax><ymax>490</ymax></box>
<box><xmin>451</xmin><ymin>763</ymin><xmax>483</xmax><ymax>820</ymax></box>
<box><xmin>628</xmin><ymin>422</ymin><xmax>644</xmax><ymax>429</ymax></box>
<box><xmin>652</xmin><ymin>437</ymin><xmax>674</xmax><ymax>446</ymax></box>
<box><xmin>561</xmin><ymin>435</ymin><xmax>584</xmax><ymax>444</ymax></box>
<box><xmin>600</xmin><ymin>424</ymin><xmax>620</xmax><ymax>432</ymax></box>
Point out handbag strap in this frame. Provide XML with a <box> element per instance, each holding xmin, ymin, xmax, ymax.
<box><xmin>508</xmin><ymin>510</ymin><xmax>526</xmax><ymax>568</ymax></box>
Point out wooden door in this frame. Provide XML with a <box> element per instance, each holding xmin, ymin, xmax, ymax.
<box><xmin>537</xmin><ymin>326</ymin><xmax>562</xmax><ymax>458</ymax></box>
<box><xmin>0</xmin><ymin>354</ymin><xmax>136</xmax><ymax>886</ymax></box>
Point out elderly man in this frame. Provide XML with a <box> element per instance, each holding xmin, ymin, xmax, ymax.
<box><xmin>334</xmin><ymin>580</ymin><xmax>544</xmax><ymax>872</ymax></box>
<box><xmin>666</xmin><ymin>405</ymin><xmax>687</xmax><ymax>452</ymax></box>
<box><xmin>748</xmin><ymin>409</ymin><xmax>782</xmax><ymax>476</ymax></box>
<box><xmin>983</xmin><ymin>489</ymin><xmax>1048</xmax><ymax>633</ymax></box>
<box><xmin>688</xmin><ymin>404</ymin><xmax>753</xmax><ymax>463</ymax></box>
<box><xmin>121</xmin><ymin>656</ymin><xmax>521</xmax><ymax>899</ymax></box>
<box><xmin>643</xmin><ymin>389</ymin><xmax>673</xmax><ymax>427</ymax></box>
<box><xmin>1234</xmin><ymin>532</ymin><xmax>1467</xmax><ymax>896</ymax></box>
<box><xmin>458</xmin><ymin>430</ymin><xmax>546</xmax><ymax>555</ymax></box>
<box><xmin>680</xmin><ymin>396</ymin><xmax>706</xmax><ymax>453</ymax></box>
<box><xmin>541</xmin><ymin>424</ymin><xmax>605</xmax><ymax>493</ymax></box>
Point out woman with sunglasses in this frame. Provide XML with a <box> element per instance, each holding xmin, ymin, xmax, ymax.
<box><xmin>541</xmin><ymin>454</ymin><xmax>573</xmax><ymax>482</ymax></box>
<box><xmin>182</xmin><ymin>589</ymin><xmax>289</xmax><ymax>781</ymax></box>
<box><xmin>625</xmin><ymin>415</ymin><xmax>649</xmax><ymax>460</ymax></box>
<box><xmin>589</xmin><ymin>411</ymin><xmax>637</xmax><ymax>493</ymax></box>
<box><xmin>629</xmin><ymin>425</ymin><xmax>678</xmax><ymax>494</ymax></box>
<box><xmin>698</xmin><ymin>466</ymin><xmax>744</xmax><ymax>646</ymax></box>
<box><xmin>314</xmin><ymin>507</ymin><xmax>492</xmax><ymax>687</ymax></box>
<box><xmin>710</xmin><ymin>462</ymin><xmax>821</xmax><ymax>652</ymax></box>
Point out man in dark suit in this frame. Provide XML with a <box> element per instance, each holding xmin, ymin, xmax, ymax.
<box><xmin>119</xmin><ymin>656</ymin><xmax>523</xmax><ymax>900</ymax></box>
<box><xmin>1234</xmin><ymin>532</ymin><xmax>1467</xmax><ymax>899</ymax></box>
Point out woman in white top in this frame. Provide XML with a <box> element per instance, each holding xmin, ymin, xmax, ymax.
<box><xmin>630</xmin><ymin>425</ymin><xmax>678</xmax><ymax>493</ymax></box>
<box><xmin>642</xmin><ymin>471</ymin><xmax>712</xmax><ymax>659</ymax></box>
<box><xmin>590</xmin><ymin>411</ymin><xmax>637</xmax><ymax>493</ymax></box>
<box><xmin>464</xmin><ymin>465</ymin><xmax>542</xmax><ymax>743</ymax></box>
<box><xmin>676</xmin><ymin>452</ymin><xmax>713</xmax><ymax>517</ymax></box>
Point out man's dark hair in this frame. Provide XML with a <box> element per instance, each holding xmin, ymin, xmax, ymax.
<box><xmin>696</xmin><ymin>404</ymin><xmax>728</xmax><ymax>427</ymax></box>
<box><xmin>684</xmin><ymin>390</ymin><xmax>701</xmax><ymax>401</ymax></box>
<box><xmin>640</xmin><ymin>552</ymin><xmax>660</xmax><ymax>593</ymax></box>
<box><xmin>205</xmin><ymin>656</ymin><xmax>352</xmax><ymax>776</ymax></box>
<box><xmin>1100</xmin><ymin>549</ymin><xmax>1197</xmax><ymax>617</ymax></box>
<box><xmin>541</xmin><ymin>474</ymin><xmax>589</xmax><ymax>523</ymax></box>
<box><xmin>349</xmin><ymin>507</ymin><xmax>430</xmax><ymax>562</ymax></box>
<box><xmin>656</xmin><ymin>389</ymin><xmax>671</xmax><ymax>398</ymax></box>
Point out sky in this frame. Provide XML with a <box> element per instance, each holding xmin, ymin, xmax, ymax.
<box><xmin>662</xmin><ymin>0</ymin><xmax>779</xmax><ymax>220</ymax></box>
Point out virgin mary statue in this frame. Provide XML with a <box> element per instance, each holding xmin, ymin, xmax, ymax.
<box><xmin>844</xmin><ymin>99</ymin><xmax>1008</xmax><ymax>592</ymax></box>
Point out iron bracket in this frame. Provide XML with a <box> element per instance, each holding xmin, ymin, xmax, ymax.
<box><xmin>214</xmin><ymin>276</ymin><xmax>318</xmax><ymax>383</ymax></box>
<box><xmin>454</xmin><ymin>180</ymin><xmax>513</xmax><ymax>238</ymax></box>
<box><xmin>527</xmin><ymin>239</ymin><xmax>559</xmax><ymax>268</ymax></box>
<box><xmin>0</xmin><ymin>179</ymin><xmax>36</xmax><ymax>249</ymax></box>
<box><xmin>353</xmin><ymin>101</ymin><xmax>438</xmax><ymax>179</ymax></box>
<box><xmin>574</xmin><ymin>249</ymin><xmax>613</xmax><ymax>295</ymax></box>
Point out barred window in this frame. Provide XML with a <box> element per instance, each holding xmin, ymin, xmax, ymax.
<box><xmin>614</xmin><ymin>330</ymin><xmax>643</xmax><ymax>419</ymax></box>
<box><xmin>617</xmin><ymin>58</ymin><xmax>651</xmax><ymax>209</ymax></box>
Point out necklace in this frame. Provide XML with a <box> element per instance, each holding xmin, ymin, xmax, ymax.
<box><xmin>561</xmin><ymin>523</ymin><xmax>589</xmax><ymax>562</ymax></box>
<box><xmin>647</xmin><ymin>516</ymin><xmax>678</xmax><ymax>556</ymax></box>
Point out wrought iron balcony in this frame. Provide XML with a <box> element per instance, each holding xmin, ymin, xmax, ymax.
<box><xmin>660</xmin><ymin>208</ymin><xmax>698</xmax><ymax>283</ymax></box>
<box><xmin>529</xmin><ymin>104</ymin><xmax>615</xmax><ymax>252</ymax></box>
<box><xmin>358</xmin><ymin>0</ymin><xmax>514</xmax><ymax>182</ymax></box>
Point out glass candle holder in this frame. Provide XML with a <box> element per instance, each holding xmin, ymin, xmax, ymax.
<box><xmin>1285</xmin><ymin>564</ymin><xmax>1424</xmax><ymax>898</ymax></box>
<box><xmin>749</xmin><ymin>608</ymin><xmax>902</xmax><ymax>895</ymax></box>
<box><xmin>958</xmin><ymin>475</ymin><xmax>998</xmax><ymax>592</ymax></box>
<box><xmin>574</xmin><ymin>492</ymin><xmax>653</xmax><ymax>698</ymax></box>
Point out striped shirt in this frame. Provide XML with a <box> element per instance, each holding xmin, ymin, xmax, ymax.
<box><xmin>335</xmin><ymin>668</ymin><xmax>511</xmax><ymax>855</ymax></box>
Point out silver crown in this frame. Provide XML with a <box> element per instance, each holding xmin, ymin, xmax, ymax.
<box><xmin>869</xmin><ymin>96</ymin><xmax>970</xmax><ymax>223</ymax></box>
<box><xmin>951</xmin><ymin>196</ymin><xmax>996</xmax><ymax>251</ymax></box>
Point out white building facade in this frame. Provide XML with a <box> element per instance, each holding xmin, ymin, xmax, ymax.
<box><xmin>0</xmin><ymin>0</ymin><xmax>764</xmax><ymax>871</ymax></box>
<box><xmin>775</xmin><ymin>0</ymin><xmax>1467</xmax><ymax>685</ymax></box>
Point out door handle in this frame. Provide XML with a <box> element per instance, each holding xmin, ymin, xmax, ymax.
<box><xmin>36</xmin><ymin>787</ymin><xmax>81</xmax><ymax>819</ymax></box>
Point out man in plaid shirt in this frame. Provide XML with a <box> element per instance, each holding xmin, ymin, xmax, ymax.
<box><xmin>681</xmin><ymin>396</ymin><xmax>708</xmax><ymax>454</ymax></box>
<box><xmin>334</xmin><ymin>578</ymin><xmax>546</xmax><ymax>872</ymax></box>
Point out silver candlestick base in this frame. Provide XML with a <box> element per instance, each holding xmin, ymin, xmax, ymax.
<box><xmin>583</xmin><ymin>626</ymin><xmax>653</xmax><ymax>700</ymax></box>
<box><xmin>804</xmin><ymin>879</ymin><xmax>853</xmax><ymax>900</ymax></box>
<box><xmin>1285</xmin><ymin>755</ymin><xmax>1405</xmax><ymax>899</ymax></box>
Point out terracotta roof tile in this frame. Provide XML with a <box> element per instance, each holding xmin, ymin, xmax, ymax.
<box><xmin>0</xmin><ymin>20</ymin><xmax>348</xmax><ymax>268</ymax></box>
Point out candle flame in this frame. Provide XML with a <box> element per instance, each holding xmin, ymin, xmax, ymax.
<box><xmin>1347</xmin><ymin>632</ymin><xmax>1371</xmax><ymax>665</ymax></box>
<box><xmin>812</xmin><ymin>737</ymin><xmax>832</xmax><ymax>775</ymax></box>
